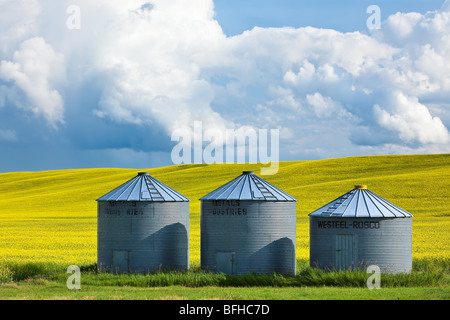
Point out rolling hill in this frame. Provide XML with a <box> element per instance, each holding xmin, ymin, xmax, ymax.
<box><xmin>0</xmin><ymin>154</ymin><xmax>448</xmax><ymax>265</ymax></box>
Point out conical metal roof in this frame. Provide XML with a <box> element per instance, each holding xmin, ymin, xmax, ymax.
<box><xmin>200</xmin><ymin>171</ymin><xmax>297</xmax><ymax>201</ymax></box>
<box><xmin>97</xmin><ymin>172</ymin><xmax>189</xmax><ymax>202</ymax></box>
<box><xmin>308</xmin><ymin>185</ymin><xmax>413</xmax><ymax>218</ymax></box>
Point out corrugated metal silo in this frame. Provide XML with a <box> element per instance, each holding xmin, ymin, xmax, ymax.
<box><xmin>309</xmin><ymin>185</ymin><xmax>413</xmax><ymax>274</ymax></box>
<box><xmin>97</xmin><ymin>172</ymin><xmax>190</xmax><ymax>273</ymax></box>
<box><xmin>200</xmin><ymin>171</ymin><xmax>297</xmax><ymax>275</ymax></box>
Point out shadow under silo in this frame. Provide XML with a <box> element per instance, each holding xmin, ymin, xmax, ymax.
<box><xmin>247</xmin><ymin>237</ymin><xmax>296</xmax><ymax>275</ymax></box>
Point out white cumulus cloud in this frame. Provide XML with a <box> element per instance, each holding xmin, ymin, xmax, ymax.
<box><xmin>374</xmin><ymin>93</ymin><xmax>450</xmax><ymax>145</ymax></box>
<box><xmin>0</xmin><ymin>0</ymin><xmax>449</xmax><ymax>164</ymax></box>
<box><xmin>0</xmin><ymin>37</ymin><xmax>65</xmax><ymax>126</ymax></box>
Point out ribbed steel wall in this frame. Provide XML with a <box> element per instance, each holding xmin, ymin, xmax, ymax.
<box><xmin>201</xmin><ymin>200</ymin><xmax>297</xmax><ymax>275</ymax></box>
<box><xmin>309</xmin><ymin>217</ymin><xmax>412</xmax><ymax>274</ymax></box>
<box><xmin>97</xmin><ymin>201</ymin><xmax>189</xmax><ymax>273</ymax></box>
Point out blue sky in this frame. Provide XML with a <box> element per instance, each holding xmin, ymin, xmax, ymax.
<box><xmin>214</xmin><ymin>0</ymin><xmax>445</xmax><ymax>34</ymax></box>
<box><xmin>0</xmin><ymin>0</ymin><xmax>449</xmax><ymax>172</ymax></box>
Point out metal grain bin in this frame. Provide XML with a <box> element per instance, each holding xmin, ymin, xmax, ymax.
<box><xmin>309</xmin><ymin>185</ymin><xmax>413</xmax><ymax>274</ymax></box>
<box><xmin>97</xmin><ymin>172</ymin><xmax>190</xmax><ymax>273</ymax></box>
<box><xmin>200</xmin><ymin>171</ymin><xmax>297</xmax><ymax>275</ymax></box>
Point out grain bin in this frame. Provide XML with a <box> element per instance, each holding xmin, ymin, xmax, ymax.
<box><xmin>309</xmin><ymin>185</ymin><xmax>413</xmax><ymax>274</ymax></box>
<box><xmin>97</xmin><ymin>172</ymin><xmax>190</xmax><ymax>273</ymax></box>
<box><xmin>200</xmin><ymin>171</ymin><xmax>297</xmax><ymax>275</ymax></box>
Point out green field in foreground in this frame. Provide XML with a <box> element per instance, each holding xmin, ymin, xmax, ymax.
<box><xmin>0</xmin><ymin>259</ymin><xmax>448</xmax><ymax>300</ymax></box>
<box><xmin>1</xmin><ymin>282</ymin><xmax>448</xmax><ymax>300</ymax></box>
<box><xmin>0</xmin><ymin>154</ymin><xmax>449</xmax><ymax>299</ymax></box>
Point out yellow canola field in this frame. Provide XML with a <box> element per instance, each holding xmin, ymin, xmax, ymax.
<box><xmin>0</xmin><ymin>154</ymin><xmax>449</xmax><ymax>266</ymax></box>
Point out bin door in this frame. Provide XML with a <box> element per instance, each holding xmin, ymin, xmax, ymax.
<box><xmin>113</xmin><ymin>250</ymin><xmax>129</xmax><ymax>273</ymax></box>
<box><xmin>215</xmin><ymin>252</ymin><xmax>235</xmax><ymax>274</ymax></box>
<box><xmin>335</xmin><ymin>235</ymin><xmax>357</xmax><ymax>270</ymax></box>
